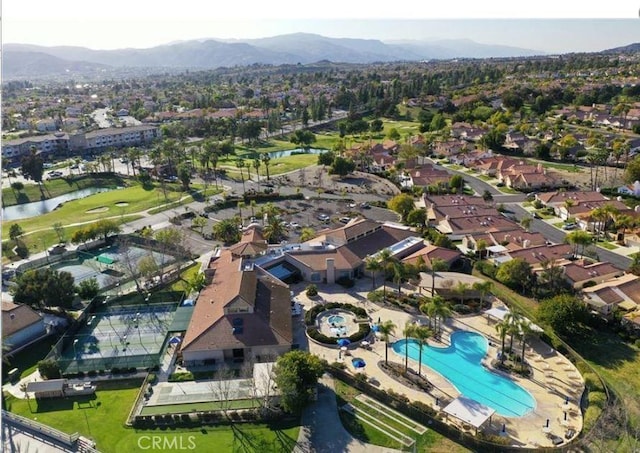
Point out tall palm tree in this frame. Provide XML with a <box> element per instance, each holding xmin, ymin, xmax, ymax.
<box><xmin>565</xmin><ymin>229</ymin><xmax>592</xmax><ymax>258</ymax></box>
<box><xmin>392</xmin><ymin>261</ymin><xmax>407</xmax><ymax>294</ymax></box>
<box><xmin>365</xmin><ymin>256</ymin><xmax>383</xmax><ymax>291</ymax></box>
<box><xmin>237</xmin><ymin>201</ymin><xmax>245</xmax><ymax>222</ymax></box>
<box><xmin>428</xmin><ymin>258</ymin><xmax>449</xmax><ymax>297</ymax></box>
<box><xmin>412</xmin><ymin>325</ymin><xmax>432</xmax><ymax>377</ymax></box>
<box><xmin>495</xmin><ymin>319</ymin><xmax>509</xmax><ymax>363</ymax></box>
<box><xmin>402</xmin><ymin>321</ymin><xmax>415</xmax><ymax>373</ymax></box>
<box><xmin>261</xmin><ymin>153</ymin><xmax>272</xmax><ymax>181</ymax></box>
<box><xmin>519</xmin><ymin>320</ymin><xmax>533</xmax><ymax>369</ymax></box>
<box><xmin>472</xmin><ymin>280</ymin><xmax>493</xmax><ymax>309</ymax></box>
<box><xmin>378</xmin><ymin>320</ymin><xmax>397</xmax><ymax>365</ymax></box>
<box><xmin>377</xmin><ymin>248</ymin><xmax>394</xmax><ymax>299</ymax></box>
<box><xmin>504</xmin><ymin>311</ymin><xmax>524</xmax><ymax>355</ymax></box>
<box><xmin>253</xmin><ymin>157</ymin><xmax>261</xmax><ymax>182</ymax></box>
<box><xmin>236</xmin><ymin>158</ymin><xmax>246</xmax><ymax>195</ymax></box>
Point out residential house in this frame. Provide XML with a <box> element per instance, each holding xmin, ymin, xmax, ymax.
<box><xmin>562</xmin><ymin>260</ymin><xmax>624</xmax><ymax>289</ymax></box>
<box><xmin>2</xmin><ymin>301</ymin><xmax>47</xmax><ymax>352</ymax></box>
<box><xmin>582</xmin><ymin>273</ymin><xmax>640</xmax><ymax>316</ymax></box>
<box><xmin>617</xmin><ymin>181</ymin><xmax>640</xmax><ymax>197</ymax></box>
<box><xmin>505</xmin><ymin>244</ymin><xmax>574</xmax><ymax>271</ymax></box>
<box><xmin>401</xmin><ymin>244</ymin><xmax>462</xmax><ymax>269</ymax></box>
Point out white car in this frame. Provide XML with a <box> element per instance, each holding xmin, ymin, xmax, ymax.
<box><xmin>289</xmin><ymin>222</ymin><xmax>300</xmax><ymax>229</ymax></box>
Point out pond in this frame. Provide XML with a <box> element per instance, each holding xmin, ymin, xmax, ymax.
<box><xmin>266</xmin><ymin>148</ymin><xmax>328</xmax><ymax>159</ymax></box>
<box><xmin>2</xmin><ymin>187</ymin><xmax>113</xmax><ymax>221</ymax></box>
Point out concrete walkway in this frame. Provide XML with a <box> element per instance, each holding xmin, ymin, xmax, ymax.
<box><xmin>294</xmin><ymin>373</ymin><xmax>401</xmax><ymax>453</ymax></box>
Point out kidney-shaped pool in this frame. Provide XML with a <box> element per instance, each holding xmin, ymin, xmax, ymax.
<box><xmin>393</xmin><ymin>331</ymin><xmax>535</xmax><ymax>417</ymax></box>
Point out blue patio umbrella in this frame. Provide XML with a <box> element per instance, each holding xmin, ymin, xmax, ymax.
<box><xmin>371</xmin><ymin>324</ymin><xmax>380</xmax><ymax>332</ymax></box>
<box><xmin>169</xmin><ymin>336</ymin><xmax>182</xmax><ymax>345</ymax></box>
<box><xmin>353</xmin><ymin>358</ymin><xmax>366</xmax><ymax>368</ymax></box>
<box><xmin>337</xmin><ymin>338</ymin><xmax>351</xmax><ymax>347</ymax></box>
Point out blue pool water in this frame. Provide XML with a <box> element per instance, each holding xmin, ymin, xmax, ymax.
<box><xmin>328</xmin><ymin>315</ymin><xmax>345</xmax><ymax>325</ymax></box>
<box><xmin>393</xmin><ymin>331</ymin><xmax>536</xmax><ymax>417</ymax></box>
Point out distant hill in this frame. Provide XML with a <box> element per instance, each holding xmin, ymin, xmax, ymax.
<box><xmin>3</xmin><ymin>33</ymin><xmax>546</xmax><ymax>80</ymax></box>
<box><xmin>2</xmin><ymin>50</ymin><xmax>112</xmax><ymax>79</ymax></box>
<box><xmin>601</xmin><ymin>42</ymin><xmax>640</xmax><ymax>53</ymax></box>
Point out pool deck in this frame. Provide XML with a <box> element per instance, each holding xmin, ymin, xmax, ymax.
<box><xmin>293</xmin><ymin>281</ymin><xmax>584</xmax><ymax>449</ymax></box>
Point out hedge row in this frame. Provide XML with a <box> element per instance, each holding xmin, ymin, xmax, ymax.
<box><xmin>304</xmin><ymin>302</ymin><xmax>367</xmax><ymax>326</ymax></box>
<box><xmin>204</xmin><ymin>192</ymin><xmax>304</xmax><ymax>213</ymax></box>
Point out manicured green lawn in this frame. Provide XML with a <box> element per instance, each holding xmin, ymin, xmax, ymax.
<box><xmin>219</xmin><ymin>154</ymin><xmax>320</xmax><ymax>180</ymax></box>
<box><xmin>497</xmin><ymin>186</ymin><xmax>520</xmax><ymax>194</ymax></box>
<box><xmin>5</xmin><ymin>382</ymin><xmax>300</xmax><ymax>453</ymax></box>
<box><xmin>334</xmin><ymin>380</ymin><xmax>471</xmax><ymax>453</ymax></box>
<box><xmin>2</xmin><ymin>185</ymin><xmax>183</xmax><ymax>240</ymax></box>
<box><xmin>2</xmin><ymin>174</ymin><xmax>128</xmax><ymax>207</ymax></box>
<box><xmin>140</xmin><ymin>398</ymin><xmax>259</xmax><ymax>416</ymax></box>
<box><xmin>597</xmin><ymin>241</ymin><xmax>619</xmax><ymax>250</ymax></box>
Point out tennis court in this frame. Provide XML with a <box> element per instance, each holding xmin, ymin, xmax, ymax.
<box><xmin>58</xmin><ymin>303</ymin><xmax>178</xmax><ymax>373</ymax></box>
<box><xmin>52</xmin><ymin>244</ymin><xmax>175</xmax><ymax>290</ymax></box>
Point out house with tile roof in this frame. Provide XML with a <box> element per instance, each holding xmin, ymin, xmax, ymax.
<box><xmin>582</xmin><ymin>273</ymin><xmax>640</xmax><ymax>316</ymax></box>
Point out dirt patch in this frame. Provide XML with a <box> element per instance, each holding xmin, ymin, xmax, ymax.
<box><xmin>86</xmin><ymin>207</ymin><xmax>109</xmax><ymax>214</ymax></box>
<box><xmin>273</xmin><ymin>165</ymin><xmax>401</xmax><ymax>197</ymax></box>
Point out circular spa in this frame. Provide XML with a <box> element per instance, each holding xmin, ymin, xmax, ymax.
<box><xmin>316</xmin><ymin>309</ymin><xmax>359</xmax><ymax>338</ymax></box>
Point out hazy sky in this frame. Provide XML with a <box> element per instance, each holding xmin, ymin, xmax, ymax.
<box><xmin>3</xmin><ymin>1</ymin><xmax>639</xmax><ymax>54</ymax></box>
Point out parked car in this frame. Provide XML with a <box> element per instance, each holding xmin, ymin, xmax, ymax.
<box><xmin>289</xmin><ymin>222</ymin><xmax>300</xmax><ymax>229</ymax></box>
<box><xmin>339</xmin><ymin>217</ymin><xmax>351</xmax><ymax>224</ymax></box>
<box><xmin>360</xmin><ymin>202</ymin><xmax>371</xmax><ymax>209</ymax></box>
<box><xmin>562</xmin><ymin>223</ymin><xmax>577</xmax><ymax>230</ymax></box>
<box><xmin>317</xmin><ymin>213</ymin><xmax>330</xmax><ymax>222</ymax></box>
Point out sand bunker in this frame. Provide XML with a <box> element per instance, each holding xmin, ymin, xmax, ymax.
<box><xmin>86</xmin><ymin>207</ymin><xmax>109</xmax><ymax>214</ymax></box>
<box><xmin>114</xmin><ymin>202</ymin><xmax>129</xmax><ymax>207</ymax></box>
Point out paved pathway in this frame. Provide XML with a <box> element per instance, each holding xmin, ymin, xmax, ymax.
<box><xmin>294</xmin><ymin>373</ymin><xmax>401</xmax><ymax>453</ymax></box>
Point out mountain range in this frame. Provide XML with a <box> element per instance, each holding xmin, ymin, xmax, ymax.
<box><xmin>2</xmin><ymin>33</ymin><xmax>632</xmax><ymax>80</ymax></box>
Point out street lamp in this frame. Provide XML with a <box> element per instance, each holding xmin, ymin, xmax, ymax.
<box><xmin>73</xmin><ymin>339</ymin><xmax>79</xmax><ymax>373</ymax></box>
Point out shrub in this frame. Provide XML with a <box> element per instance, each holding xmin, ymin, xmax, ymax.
<box><xmin>37</xmin><ymin>359</ymin><xmax>61</xmax><ymax>379</ymax></box>
<box><xmin>453</xmin><ymin>304</ymin><xmax>472</xmax><ymax>315</ymax></box>
<box><xmin>336</xmin><ymin>276</ymin><xmax>355</xmax><ymax>288</ymax></box>
<box><xmin>584</xmin><ymin>373</ymin><xmax>604</xmax><ymax>392</ymax></box>
<box><xmin>305</xmin><ymin>284</ymin><xmax>318</xmax><ymax>297</ymax></box>
<box><xmin>87</xmin><ymin>370</ymin><xmax>98</xmax><ymax>377</ymax></box>
<box><xmin>111</xmin><ymin>367</ymin><xmax>121</xmax><ymax>375</ymax></box>
<box><xmin>168</xmin><ymin>371</ymin><xmax>194</xmax><ymax>382</ymax></box>
<box><xmin>588</xmin><ymin>391</ymin><xmax>607</xmax><ymax>410</ymax></box>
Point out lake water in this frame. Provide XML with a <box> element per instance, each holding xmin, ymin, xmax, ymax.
<box><xmin>2</xmin><ymin>187</ymin><xmax>113</xmax><ymax>221</ymax></box>
<box><xmin>266</xmin><ymin>148</ymin><xmax>328</xmax><ymax>159</ymax></box>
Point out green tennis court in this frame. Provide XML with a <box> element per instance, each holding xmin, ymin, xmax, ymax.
<box><xmin>58</xmin><ymin>303</ymin><xmax>178</xmax><ymax>373</ymax></box>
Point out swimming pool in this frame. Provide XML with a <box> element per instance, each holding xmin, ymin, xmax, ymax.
<box><xmin>393</xmin><ymin>331</ymin><xmax>535</xmax><ymax>417</ymax></box>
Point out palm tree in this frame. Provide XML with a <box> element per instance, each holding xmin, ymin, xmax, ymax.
<box><xmin>378</xmin><ymin>320</ymin><xmax>397</xmax><ymax>365</ymax></box>
<box><xmin>261</xmin><ymin>154</ymin><xmax>272</xmax><ymax>180</ymax></box>
<box><xmin>210</xmin><ymin>153</ymin><xmax>219</xmax><ymax>188</ymax></box>
<box><xmin>428</xmin><ymin>258</ymin><xmax>449</xmax><ymax>297</ymax></box>
<box><xmin>377</xmin><ymin>248</ymin><xmax>394</xmax><ymax>299</ymax></box>
<box><xmin>454</xmin><ymin>281</ymin><xmax>470</xmax><ymax>305</ymax></box>
<box><xmin>615</xmin><ymin>213</ymin><xmax>634</xmax><ymax>242</ymax></box>
<box><xmin>495</xmin><ymin>319</ymin><xmax>509</xmax><ymax>363</ymax></box>
<box><xmin>392</xmin><ymin>261</ymin><xmax>407</xmax><ymax>294</ymax></box>
<box><xmin>504</xmin><ymin>311</ymin><xmax>524</xmax><ymax>356</ymax></box>
<box><xmin>236</xmin><ymin>158</ymin><xmax>246</xmax><ymax>195</ymax></box>
<box><xmin>237</xmin><ymin>201</ymin><xmax>245</xmax><ymax>223</ymax></box>
<box><xmin>402</xmin><ymin>321</ymin><xmax>415</xmax><ymax>373</ymax></box>
<box><xmin>253</xmin><ymin>157</ymin><xmax>261</xmax><ymax>182</ymax></box>
<box><xmin>412</xmin><ymin>325</ymin><xmax>432</xmax><ymax>377</ymax></box>
<box><xmin>421</xmin><ymin>295</ymin><xmax>450</xmax><ymax>337</ymax></box>
<box><xmin>472</xmin><ymin>280</ymin><xmax>493</xmax><ymax>309</ymax></box>
<box><xmin>263</xmin><ymin>217</ymin><xmax>287</xmax><ymax>244</ymax></box>
<box><xmin>365</xmin><ymin>256</ymin><xmax>383</xmax><ymax>291</ymax></box>
<box><xmin>565</xmin><ymin>229</ymin><xmax>592</xmax><ymax>258</ymax></box>
<box><xmin>519</xmin><ymin>320</ymin><xmax>533</xmax><ymax>370</ymax></box>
